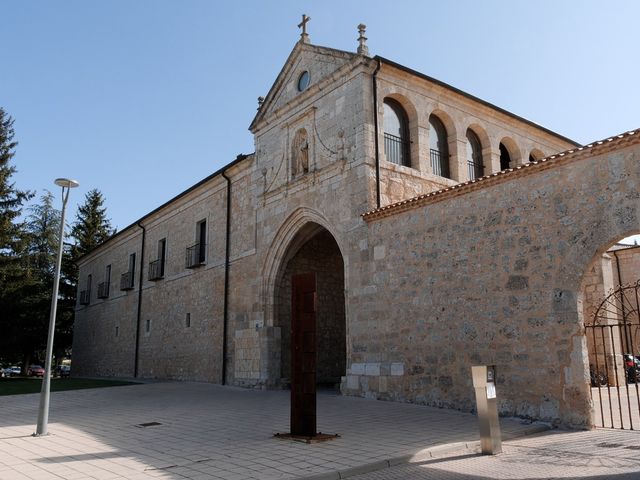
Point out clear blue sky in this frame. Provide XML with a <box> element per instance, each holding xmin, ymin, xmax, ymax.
<box><xmin>2</xmin><ymin>0</ymin><xmax>639</xmax><ymax>231</ymax></box>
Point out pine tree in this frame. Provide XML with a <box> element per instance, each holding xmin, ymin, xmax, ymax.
<box><xmin>0</xmin><ymin>107</ymin><xmax>32</xmax><ymax>254</ymax></box>
<box><xmin>70</xmin><ymin>189</ymin><xmax>115</xmax><ymax>258</ymax></box>
<box><xmin>0</xmin><ymin>107</ymin><xmax>33</xmax><ymax>365</ymax></box>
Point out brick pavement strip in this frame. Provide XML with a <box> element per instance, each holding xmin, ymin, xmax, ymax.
<box><xmin>0</xmin><ymin>382</ymin><xmax>561</xmax><ymax>480</ymax></box>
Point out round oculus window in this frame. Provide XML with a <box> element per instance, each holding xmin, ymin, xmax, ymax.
<box><xmin>297</xmin><ymin>71</ymin><xmax>310</xmax><ymax>92</ymax></box>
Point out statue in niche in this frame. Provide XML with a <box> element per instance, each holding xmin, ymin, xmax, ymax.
<box><xmin>291</xmin><ymin>128</ymin><xmax>309</xmax><ymax>177</ymax></box>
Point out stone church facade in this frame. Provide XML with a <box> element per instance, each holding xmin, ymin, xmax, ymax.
<box><xmin>73</xmin><ymin>26</ymin><xmax>640</xmax><ymax>428</ymax></box>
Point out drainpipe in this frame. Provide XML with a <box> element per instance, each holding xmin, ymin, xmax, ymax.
<box><xmin>373</xmin><ymin>58</ymin><xmax>382</xmax><ymax>209</ymax></box>
<box><xmin>133</xmin><ymin>222</ymin><xmax>146</xmax><ymax>378</ymax></box>
<box><xmin>221</xmin><ymin>168</ymin><xmax>232</xmax><ymax>385</ymax></box>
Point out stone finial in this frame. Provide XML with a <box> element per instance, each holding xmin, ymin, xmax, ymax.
<box><xmin>357</xmin><ymin>23</ymin><xmax>369</xmax><ymax>56</ymax></box>
<box><xmin>298</xmin><ymin>14</ymin><xmax>311</xmax><ymax>44</ymax></box>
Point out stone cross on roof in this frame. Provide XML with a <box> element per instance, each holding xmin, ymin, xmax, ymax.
<box><xmin>298</xmin><ymin>14</ymin><xmax>311</xmax><ymax>44</ymax></box>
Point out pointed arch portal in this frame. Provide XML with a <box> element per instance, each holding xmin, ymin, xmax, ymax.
<box><xmin>272</xmin><ymin>222</ymin><xmax>346</xmax><ymax>437</ymax></box>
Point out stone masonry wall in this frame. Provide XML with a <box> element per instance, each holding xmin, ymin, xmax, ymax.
<box><xmin>346</xmin><ymin>142</ymin><xmax>640</xmax><ymax>427</ymax></box>
<box><xmin>73</xmin><ymin>228</ymin><xmax>142</xmax><ymax>377</ymax></box>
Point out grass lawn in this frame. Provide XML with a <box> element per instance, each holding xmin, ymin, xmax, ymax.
<box><xmin>0</xmin><ymin>377</ymin><xmax>140</xmax><ymax>396</ymax></box>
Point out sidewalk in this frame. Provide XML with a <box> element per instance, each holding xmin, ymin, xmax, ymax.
<box><xmin>349</xmin><ymin>429</ymin><xmax>640</xmax><ymax>479</ymax></box>
<box><xmin>0</xmin><ymin>382</ymin><xmax>614</xmax><ymax>480</ymax></box>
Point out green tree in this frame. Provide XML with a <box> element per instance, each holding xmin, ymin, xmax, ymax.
<box><xmin>0</xmin><ymin>108</ymin><xmax>32</xmax><ymax>254</ymax></box>
<box><xmin>3</xmin><ymin>191</ymin><xmax>61</xmax><ymax>369</ymax></box>
<box><xmin>70</xmin><ymin>189</ymin><xmax>115</xmax><ymax>258</ymax></box>
<box><xmin>0</xmin><ymin>107</ymin><xmax>33</xmax><ymax>365</ymax></box>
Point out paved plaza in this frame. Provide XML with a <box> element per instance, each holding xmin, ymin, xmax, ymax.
<box><xmin>0</xmin><ymin>382</ymin><xmax>639</xmax><ymax>479</ymax></box>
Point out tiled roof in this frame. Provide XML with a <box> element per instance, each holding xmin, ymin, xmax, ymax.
<box><xmin>362</xmin><ymin>129</ymin><xmax>639</xmax><ymax>221</ymax></box>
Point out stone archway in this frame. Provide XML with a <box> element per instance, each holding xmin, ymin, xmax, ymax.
<box><xmin>580</xmin><ymin>233</ymin><xmax>640</xmax><ymax>429</ymax></box>
<box><xmin>274</xmin><ymin>226</ymin><xmax>346</xmax><ymax>390</ymax></box>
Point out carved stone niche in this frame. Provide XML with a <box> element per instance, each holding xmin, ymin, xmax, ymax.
<box><xmin>291</xmin><ymin>128</ymin><xmax>309</xmax><ymax>178</ymax></box>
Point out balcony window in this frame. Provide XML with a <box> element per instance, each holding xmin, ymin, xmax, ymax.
<box><xmin>149</xmin><ymin>238</ymin><xmax>166</xmax><ymax>280</ymax></box>
<box><xmin>429</xmin><ymin>115</ymin><xmax>450</xmax><ymax>178</ymax></box>
<box><xmin>120</xmin><ymin>271</ymin><xmax>134</xmax><ymax>290</ymax></box>
<box><xmin>466</xmin><ymin>129</ymin><xmax>484</xmax><ymax>180</ymax></box>
<box><xmin>383</xmin><ymin>98</ymin><xmax>410</xmax><ymax>167</ymax></box>
<box><xmin>120</xmin><ymin>253</ymin><xmax>136</xmax><ymax>290</ymax></box>
<box><xmin>185</xmin><ymin>242</ymin><xmax>206</xmax><ymax>268</ymax></box>
<box><xmin>97</xmin><ymin>282</ymin><xmax>109</xmax><ymax>299</ymax></box>
<box><xmin>79</xmin><ymin>290</ymin><xmax>90</xmax><ymax>305</ymax></box>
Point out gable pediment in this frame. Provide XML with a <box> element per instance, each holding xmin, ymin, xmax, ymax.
<box><xmin>249</xmin><ymin>42</ymin><xmax>357</xmax><ymax>133</ymax></box>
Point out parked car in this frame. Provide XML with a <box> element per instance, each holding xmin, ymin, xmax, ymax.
<box><xmin>2</xmin><ymin>366</ymin><xmax>21</xmax><ymax>377</ymax></box>
<box><xmin>28</xmin><ymin>365</ymin><xmax>45</xmax><ymax>377</ymax></box>
<box><xmin>55</xmin><ymin>365</ymin><xmax>71</xmax><ymax>378</ymax></box>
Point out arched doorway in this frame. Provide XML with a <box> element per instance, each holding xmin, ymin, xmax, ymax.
<box><xmin>272</xmin><ymin>223</ymin><xmax>346</xmax><ymax>436</ymax></box>
<box><xmin>274</xmin><ymin>225</ymin><xmax>346</xmax><ymax>390</ymax></box>
<box><xmin>581</xmin><ymin>234</ymin><xmax>640</xmax><ymax>429</ymax></box>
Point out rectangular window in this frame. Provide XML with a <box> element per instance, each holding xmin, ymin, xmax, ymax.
<box><xmin>115</xmin><ymin>326</ymin><xmax>119</xmax><ymax>337</ymax></box>
<box><xmin>98</xmin><ymin>265</ymin><xmax>111</xmax><ymax>299</ymax></box>
<box><xmin>197</xmin><ymin>220</ymin><xmax>207</xmax><ymax>263</ymax></box>
<box><xmin>186</xmin><ymin>221</ymin><xmax>207</xmax><ymax>268</ymax></box>
<box><xmin>185</xmin><ymin>313</ymin><xmax>191</xmax><ymax>328</ymax></box>
<box><xmin>129</xmin><ymin>253</ymin><xmax>136</xmax><ymax>278</ymax></box>
<box><xmin>158</xmin><ymin>238</ymin><xmax>166</xmax><ymax>277</ymax></box>
<box><xmin>121</xmin><ymin>253</ymin><xmax>136</xmax><ymax>290</ymax></box>
<box><xmin>149</xmin><ymin>239</ymin><xmax>166</xmax><ymax>280</ymax></box>
<box><xmin>145</xmin><ymin>319</ymin><xmax>150</xmax><ymax>333</ymax></box>
<box><xmin>80</xmin><ymin>274</ymin><xmax>92</xmax><ymax>305</ymax></box>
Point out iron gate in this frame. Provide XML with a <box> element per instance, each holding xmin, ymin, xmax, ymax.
<box><xmin>585</xmin><ymin>280</ymin><xmax>640</xmax><ymax>429</ymax></box>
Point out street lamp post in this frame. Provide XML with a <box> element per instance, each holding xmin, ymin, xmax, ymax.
<box><xmin>35</xmin><ymin>178</ymin><xmax>79</xmax><ymax>436</ymax></box>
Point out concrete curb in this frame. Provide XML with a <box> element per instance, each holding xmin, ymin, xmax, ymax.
<box><xmin>301</xmin><ymin>422</ymin><xmax>551</xmax><ymax>480</ymax></box>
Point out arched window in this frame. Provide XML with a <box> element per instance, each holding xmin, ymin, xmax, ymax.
<box><xmin>429</xmin><ymin>115</ymin><xmax>449</xmax><ymax>178</ymax></box>
<box><xmin>466</xmin><ymin>129</ymin><xmax>484</xmax><ymax>180</ymax></box>
<box><xmin>383</xmin><ymin>98</ymin><xmax>410</xmax><ymax>167</ymax></box>
<box><xmin>499</xmin><ymin>143</ymin><xmax>512</xmax><ymax>170</ymax></box>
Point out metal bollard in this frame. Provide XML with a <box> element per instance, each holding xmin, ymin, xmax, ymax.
<box><xmin>471</xmin><ymin>365</ymin><xmax>502</xmax><ymax>455</ymax></box>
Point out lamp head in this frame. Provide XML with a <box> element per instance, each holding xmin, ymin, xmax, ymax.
<box><xmin>54</xmin><ymin>178</ymin><xmax>80</xmax><ymax>188</ymax></box>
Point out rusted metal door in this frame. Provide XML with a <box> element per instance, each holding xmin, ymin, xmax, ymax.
<box><xmin>291</xmin><ymin>272</ymin><xmax>317</xmax><ymax>436</ymax></box>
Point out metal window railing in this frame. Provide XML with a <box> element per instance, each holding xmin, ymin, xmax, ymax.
<box><xmin>384</xmin><ymin>132</ymin><xmax>410</xmax><ymax>167</ymax></box>
<box><xmin>120</xmin><ymin>271</ymin><xmax>134</xmax><ymax>291</ymax></box>
<box><xmin>468</xmin><ymin>158</ymin><xmax>484</xmax><ymax>181</ymax></box>
<box><xmin>430</xmin><ymin>148</ymin><xmax>450</xmax><ymax>178</ymax></box>
<box><xmin>97</xmin><ymin>282</ymin><xmax>109</xmax><ymax>299</ymax></box>
<box><xmin>148</xmin><ymin>259</ymin><xmax>164</xmax><ymax>280</ymax></box>
<box><xmin>185</xmin><ymin>243</ymin><xmax>206</xmax><ymax>269</ymax></box>
<box><xmin>79</xmin><ymin>290</ymin><xmax>91</xmax><ymax>305</ymax></box>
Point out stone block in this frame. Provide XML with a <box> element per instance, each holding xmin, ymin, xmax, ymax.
<box><xmin>350</xmin><ymin>363</ymin><xmax>365</xmax><ymax>375</ymax></box>
<box><xmin>390</xmin><ymin>363</ymin><xmax>404</xmax><ymax>376</ymax></box>
<box><xmin>365</xmin><ymin>362</ymin><xmax>380</xmax><ymax>376</ymax></box>
<box><xmin>346</xmin><ymin>375</ymin><xmax>359</xmax><ymax>390</ymax></box>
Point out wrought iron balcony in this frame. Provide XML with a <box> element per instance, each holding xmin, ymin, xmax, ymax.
<box><xmin>148</xmin><ymin>259</ymin><xmax>164</xmax><ymax>280</ymax></box>
<box><xmin>430</xmin><ymin>148</ymin><xmax>450</xmax><ymax>178</ymax></box>
<box><xmin>120</xmin><ymin>271</ymin><xmax>134</xmax><ymax>291</ymax></box>
<box><xmin>79</xmin><ymin>290</ymin><xmax>90</xmax><ymax>305</ymax></box>
<box><xmin>384</xmin><ymin>132</ymin><xmax>410</xmax><ymax>166</ymax></box>
<box><xmin>185</xmin><ymin>242</ymin><xmax>206</xmax><ymax>269</ymax></box>
<box><xmin>97</xmin><ymin>282</ymin><xmax>109</xmax><ymax>299</ymax></box>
